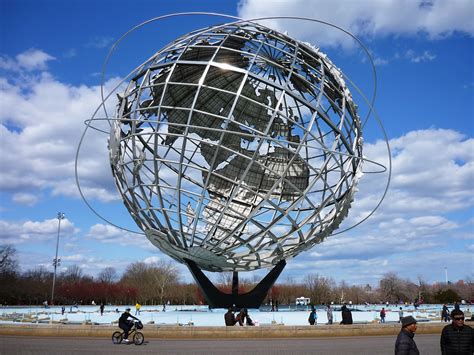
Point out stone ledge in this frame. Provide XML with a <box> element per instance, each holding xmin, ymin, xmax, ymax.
<box><xmin>0</xmin><ymin>323</ymin><xmax>446</xmax><ymax>338</ymax></box>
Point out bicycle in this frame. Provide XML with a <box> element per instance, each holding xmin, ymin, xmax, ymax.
<box><xmin>112</xmin><ymin>320</ymin><xmax>144</xmax><ymax>345</ymax></box>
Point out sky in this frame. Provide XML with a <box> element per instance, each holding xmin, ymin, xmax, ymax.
<box><xmin>0</xmin><ymin>0</ymin><xmax>473</xmax><ymax>288</ymax></box>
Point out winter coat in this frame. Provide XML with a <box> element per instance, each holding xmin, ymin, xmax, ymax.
<box><xmin>308</xmin><ymin>310</ymin><xmax>316</xmax><ymax>325</ymax></box>
<box><xmin>340</xmin><ymin>306</ymin><xmax>353</xmax><ymax>325</ymax></box>
<box><xmin>236</xmin><ymin>311</ymin><xmax>246</xmax><ymax>326</ymax></box>
<box><xmin>118</xmin><ymin>311</ymin><xmax>138</xmax><ymax>326</ymax></box>
<box><xmin>395</xmin><ymin>328</ymin><xmax>420</xmax><ymax>355</ymax></box>
<box><xmin>440</xmin><ymin>323</ymin><xmax>474</xmax><ymax>355</ymax></box>
<box><xmin>224</xmin><ymin>310</ymin><xmax>236</xmax><ymax>326</ymax></box>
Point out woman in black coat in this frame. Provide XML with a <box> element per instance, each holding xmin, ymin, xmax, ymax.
<box><xmin>340</xmin><ymin>305</ymin><xmax>353</xmax><ymax>325</ymax></box>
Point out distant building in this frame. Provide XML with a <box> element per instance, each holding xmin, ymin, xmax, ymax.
<box><xmin>296</xmin><ymin>297</ymin><xmax>310</xmax><ymax>306</ymax></box>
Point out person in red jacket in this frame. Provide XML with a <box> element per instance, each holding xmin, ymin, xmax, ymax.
<box><xmin>380</xmin><ymin>307</ymin><xmax>386</xmax><ymax>323</ymax></box>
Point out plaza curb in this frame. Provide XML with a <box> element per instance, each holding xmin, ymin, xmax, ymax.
<box><xmin>0</xmin><ymin>322</ymin><xmax>445</xmax><ymax>339</ymax></box>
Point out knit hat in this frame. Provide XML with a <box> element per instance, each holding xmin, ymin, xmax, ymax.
<box><xmin>401</xmin><ymin>316</ymin><xmax>417</xmax><ymax>327</ymax></box>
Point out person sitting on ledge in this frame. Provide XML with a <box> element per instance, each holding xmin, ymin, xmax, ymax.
<box><xmin>224</xmin><ymin>307</ymin><xmax>236</xmax><ymax>326</ymax></box>
<box><xmin>236</xmin><ymin>308</ymin><xmax>254</xmax><ymax>326</ymax></box>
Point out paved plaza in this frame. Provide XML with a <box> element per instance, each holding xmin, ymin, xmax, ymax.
<box><xmin>1</xmin><ymin>334</ymin><xmax>441</xmax><ymax>354</ymax></box>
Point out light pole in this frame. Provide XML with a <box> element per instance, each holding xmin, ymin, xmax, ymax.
<box><xmin>51</xmin><ymin>212</ymin><xmax>65</xmax><ymax>305</ymax></box>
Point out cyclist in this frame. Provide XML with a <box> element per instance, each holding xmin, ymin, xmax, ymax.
<box><xmin>119</xmin><ymin>307</ymin><xmax>139</xmax><ymax>343</ymax></box>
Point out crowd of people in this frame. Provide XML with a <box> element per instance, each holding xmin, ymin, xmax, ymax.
<box><xmin>223</xmin><ymin>303</ymin><xmax>473</xmax><ymax>354</ymax></box>
<box><xmin>109</xmin><ymin>300</ymin><xmax>473</xmax><ymax>352</ymax></box>
<box><xmin>394</xmin><ymin>309</ymin><xmax>473</xmax><ymax>355</ymax></box>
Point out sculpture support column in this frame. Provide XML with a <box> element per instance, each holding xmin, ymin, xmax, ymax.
<box><xmin>185</xmin><ymin>259</ymin><xmax>286</xmax><ymax>309</ymax></box>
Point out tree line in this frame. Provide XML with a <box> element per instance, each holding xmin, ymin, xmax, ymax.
<box><xmin>1</xmin><ymin>244</ymin><xmax>472</xmax><ymax>306</ymax></box>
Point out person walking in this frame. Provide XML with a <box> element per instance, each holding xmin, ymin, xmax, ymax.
<box><xmin>380</xmin><ymin>307</ymin><xmax>386</xmax><ymax>323</ymax></box>
<box><xmin>398</xmin><ymin>307</ymin><xmax>404</xmax><ymax>323</ymax></box>
<box><xmin>326</xmin><ymin>304</ymin><xmax>333</xmax><ymax>325</ymax></box>
<box><xmin>440</xmin><ymin>309</ymin><xmax>474</xmax><ymax>355</ymax></box>
<box><xmin>441</xmin><ymin>304</ymin><xmax>450</xmax><ymax>322</ymax></box>
<box><xmin>340</xmin><ymin>304</ymin><xmax>353</xmax><ymax>325</ymax></box>
<box><xmin>135</xmin><ymin>302</ymin><xmax>141</xmax><ymax>316</ymax></box>
<box><xmin>395</xmin><ymin>316</ymin><xmax>419</xmax><ymax>355</ymax></box>
<box><xmin>99</xmin><ymin>303</ymin><xmax>105</xmax><ymax>316</ymax></box>
<box><xmin>224</xmin><ymin>307</ymin><xmax>236</xmax><ymax>326</ymax></box>
<box><xmin>308</xmin><ymin>306</ymin><xmax>317</xmax><ymax>325</ymax></box>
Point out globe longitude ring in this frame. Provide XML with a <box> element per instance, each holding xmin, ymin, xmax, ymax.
<box><xmin>76</xmin><ymin>13</ymin><xmax>390</xmax><ymax>274</ymax></box>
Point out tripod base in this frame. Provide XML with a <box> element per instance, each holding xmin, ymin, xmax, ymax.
<box><xmin>184</xmin><ymin>259</ymin><xmax>286</xmax><ymax>309</ymax></box>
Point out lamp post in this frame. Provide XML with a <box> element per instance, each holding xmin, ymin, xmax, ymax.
<box><xmin>51</xmin><ymin>212</ymin><xmax>65</xmax><ymax>305</ymax></box>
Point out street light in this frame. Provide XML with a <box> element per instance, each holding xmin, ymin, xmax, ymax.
<box><xmin>51</xmin><ymin>212</ymin><xmax>65</xmax><ymax>305</ymax></box>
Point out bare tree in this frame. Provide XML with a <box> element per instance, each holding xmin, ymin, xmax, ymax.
<box><xmin>150</xmin><ymin>261</ymin><xmax>179</xmax><ymax>306</ymax></box>
<box><xmin>379</xmin><ymin>272</ymin><xmax>412</xmax><ymax>303</ymax></box>
<box><xmin>304</xmin><ymin>273</ymin><xmax>334</xmax><ymax>304</ymax></box>
<box><xmin>60</xmin><ymin>264</ymin><xmax>83</xmax><ymax>284</ymax></box>
<box><xmin>121</xmin><ymin>262</ymin><xmax>154</xmax><ymax>303</ymax></box>
<box><xmin>0</xmin><ymin>245</ymin><xmax>18</xmax><ymax>274</ymax></box>
<box><xmin>0</xmin><ymin>244</ymin><xmax>19</xmax><ymax>304</ymax></box>
<box><xmin>21</xmin><ymin>267</ymin><xmax>53</xmax><ymax>304</ymax></box>
<box><xmin>97</xmin><ymin>267</ymin><xmax>118</xmax><ymax>284</ymax></box>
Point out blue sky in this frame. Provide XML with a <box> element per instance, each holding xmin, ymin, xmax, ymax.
<box><xmin>1</xmin><ymin>0</ymin><xmax>473</xmax><ymax>287</ymax></box>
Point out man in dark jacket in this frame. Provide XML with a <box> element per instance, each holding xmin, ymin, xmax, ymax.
<box><xmin>394</xmin><ymin>316</ymin><xmax>419</xmax><ymax>355</ymax></box>
<box><xmin>224</xmin><ymin>307</ymin><xmax>236</xmax><ymax>326</ymax></box>
<box><xmin>340</xmin><ymin>304</ymin><xmax>353</xmax><ymax>324</ymax></box>
<box><xmin>119</xmin><ymin>308</ymin><xmax>139</xmax><ymax>343</ymax></box>
<box><xmin>440</xmin><ymin>309</ymin><xmax>474</xmax><ymax>355</ymax></box>
<box><xmin>308</xmin><ymin>306</ymin><xmax>317</xmax><ymax>325</ymax></box>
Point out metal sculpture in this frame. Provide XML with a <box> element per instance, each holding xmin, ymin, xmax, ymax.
<box><xmin>78</xmin><ymin>15</ymin><xmax>389</xmax><ymax>308</ymax></box>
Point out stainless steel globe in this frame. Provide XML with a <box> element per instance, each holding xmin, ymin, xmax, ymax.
<box><xmin>107</xmin><ymin>21</ymin><xmax>363</xmax><ymax>272</ymax></box>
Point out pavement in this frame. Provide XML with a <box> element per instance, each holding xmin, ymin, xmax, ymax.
<box><xmin>0</xmin><ymin>334</ymin><xmax>442</xmax><ymax>354</ymax></box>
<box><xmin>0</xmin><ymin>322</ymin><xmax>448</xmax><ymax>338</ymax></box>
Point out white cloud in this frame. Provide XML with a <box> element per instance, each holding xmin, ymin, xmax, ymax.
<box><xmin>143</xmin><ymin>256</ymin><xmax>161</xmax><ymax>264</ymax></box>
<box><xmin>405</xmin><ymin>49</ymin><xmax>437</xmax><ymax>63</ymax></box>
<box><xmin>86</xmin><ymin>223</ymin><xmax>154</xmax><ymax>250</ymax></box>
<box><xmin>355</xmin><ymin>129</ymin><xmax>474</xmax><ymax>217</ymax></box>
<box><xmin>16</xmin><ymin>49</ymin><xmax>56</xmax><ymax>71</ymax></box>
<box><xmin>283</xmin><ymin>127</ymin><xmax>474</xmax><ymax>284</ymax></box>
<box><xmin>373</xmin><ymin>56</ymin><xmax>389</xmax><ymax>66</ymax></box>
<box><xmin>0</xmin><ymin>49</ymin><xmax>55</xmax><ymax>72</ymax></box>
<box><xmin>0</xmin><ymin>49</ymin><xmax>121</xmax><ymax>203</ymax></box>
<box><xmin>0</xmin><ymin>218</ymin><xmax>78</xmax><ymax>245</ymax></box>
<box><xmin>11</xmin><ymin>192</ymin><xmax>40</xmax><ymax>206</ymax></box>
<box><xmin>63</xmin><ymin>48</ymin><xmax>77</xmax><ymax>59</ymax></box>
<box><xmin>85</xmin><ymin>36</ymin><xmax>114</xmax><ymax>49</ymax></box>
<box><xmin>237</xmin><ymin>0</ymin><xmax>474</xmax><ymax>47</ymax></box>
